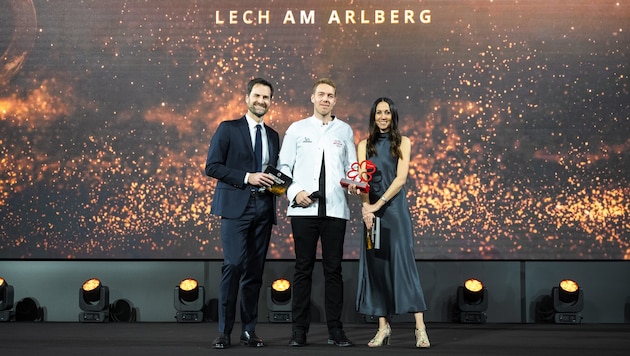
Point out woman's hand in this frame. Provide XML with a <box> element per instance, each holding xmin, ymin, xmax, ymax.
<box><xmin>362</xmin><ymin>211</ymin><xmax>375</xmax><ymax>229</ymax></box>
<box><xmin>362</xmin><ymin>203</ymin><xmax>378</xmax><ymax>215</ymax></box>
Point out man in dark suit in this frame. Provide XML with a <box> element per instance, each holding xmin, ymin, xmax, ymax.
<box><xmin>205</xmin><ymin>77</ymin><xmax>280</xmax><ymax>349</ymax></box>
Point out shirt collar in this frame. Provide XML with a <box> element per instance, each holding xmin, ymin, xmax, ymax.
<box><xmin>308</xmin><ymin>115</ymin><xmax>335</xmax><ymax>126</ymax></box>
<box><xmin>245</xmin><ymin>114</ymin><xmax>264</xmax><ymax>129</ymax></box>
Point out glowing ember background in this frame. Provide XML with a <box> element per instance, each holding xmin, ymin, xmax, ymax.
<box><xmin>1</xmin><ymin>0</ymin><xmax>628</xmax><ymax>260</ymax></box>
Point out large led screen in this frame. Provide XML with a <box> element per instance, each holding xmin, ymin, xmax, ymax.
<box><xmin>1</xmin><ymin>0</ymin><xmax>628</xmax><ymax>260</ymax></box>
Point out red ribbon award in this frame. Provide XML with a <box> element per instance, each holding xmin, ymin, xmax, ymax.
<box><xmin>340</xmin><ymin>160</ymin><xmax>376</xmax><ymax>193</ymax></box>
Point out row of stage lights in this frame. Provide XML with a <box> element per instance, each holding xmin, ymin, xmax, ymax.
<box><xmin>455</xmin><ymin>278</ymin><xmax>584</xmax><ymax>324</ymax></box>
<box><xmin>1</xmin><ymin>276</ymin><xmax>584</xmax><ymax>324</ymax></box>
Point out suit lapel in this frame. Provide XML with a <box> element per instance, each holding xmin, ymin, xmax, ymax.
<box><xmin>237</xmin><ymin>116</ymin><xmax>256</xmax><ymax>159</ymax></box>
<box><xmin>240</xmin><ymin>116</ymin><xmax>277</xmax><ymax>166</ymax></box>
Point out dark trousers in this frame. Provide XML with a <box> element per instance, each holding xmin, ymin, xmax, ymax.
<box><xmin>218</xmin><ymin>194</ymin><xmax>273</xmax><ymax>335</ymax></box>
<box><xmin>290</xmin><ymin>217</ymin><xmax>347</xmax><ymax>333</ymax></box>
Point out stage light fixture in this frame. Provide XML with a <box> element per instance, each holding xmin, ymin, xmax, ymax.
<box><xmin>205</xmin><ymin>298</ymin><xmax>219</xmax><ymax>322</ymax></box>
<box><xmin>79</xmin><ymin>278</ymin><xmax>110</xmax><ymax>322</ymax></box>
<box><xmin>267</xmin><ymin>278</ymin><xmax>292</xmax><ymax>322</ymax></box>
<box><xmin>455</xmin><ymin>278</ymin><xmax>488</xmax><ymax>324</ymax></box>
<box><xmin>552</xmin><ymin>279</ymin><xmax>583</xmax><ymax>324</ymax></box>
<box><xmin>0</xmin><ymin>277</ymin><xmax>15</xmax><ymax>322</ymax></box>
<box><xmin>15</xmin><ymin>297</ymin><xmax>44</xmax><ymax>322</ymax></box>
<box><xmin>110</xmin><ymin>299</ymin><xmax>136</xmax><ymax>322</ymax></box>
<box><xmin>174</xmin><ymin>278</ymin><xmax>205</xmax><ymax>322</ymax></box>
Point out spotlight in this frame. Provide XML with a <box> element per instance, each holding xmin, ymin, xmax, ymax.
<box><xmin>174</xmin><ymin>278</ymin><xmax>205</xmax><ymax>322</ymax></box>
<box><xmin>79</xmin><ymin>278</ymin><xmax>110</xmax><ymax>322</ymax></box>
<box><xmin>0</xmin><ymin>277</ymin><xmax>15</xmax><ymax>322</ymax></box>
<box><xmin>110</xmin><ymin>299</ymin><xmax>136</xmax><ymax>322</ymax></box>
<box><xmin>267</xmin><ymin>278</ymin><xmax>292</xmax><ymax>322</ymax></box>
<box><xmin>552</xmin><ymin>279</ymin><xmax>583</xmax><ymax>324</ymax></box>
<box><xmin>455</xmin><ymin>278</ymin><xmax>488</xmax><ymax>324</ymax></box>
<box><xmin>15</xmin><ymin>297</ymin><xmax>44</xmax><ymax>322</ymax></box>
<box><xmin>205</xmin><ymin>298</ymin><xmax>219</xmax><ymax>322</ymax></box>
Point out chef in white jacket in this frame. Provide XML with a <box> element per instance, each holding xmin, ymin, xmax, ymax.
<box><xmin>277</xmin><ymin>78</ymin><xmax>357</xmax><ymax>348</ymax></box>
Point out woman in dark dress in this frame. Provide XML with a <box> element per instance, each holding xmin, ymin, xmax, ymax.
<box><xmin>354</xmin><ymin>97</ymin><xmax>430</xmax><ymax>348</ymax></box>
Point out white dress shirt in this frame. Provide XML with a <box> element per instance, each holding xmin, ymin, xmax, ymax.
<box><xmin>243</xmin><ymin>115</ymin><xmax>269</xmax><ymax>184</ymax></box>
<box><xmin>246</xmin><ymin>114</ymin><xmax>269</xmax><ymax>169</ymax></box>
<box><xmin>277</xmin><ymin>116</ymin><xmax>357</xmax><ymax>220</ymax></box>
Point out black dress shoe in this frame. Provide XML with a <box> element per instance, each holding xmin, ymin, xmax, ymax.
<box><xmin>289</xmin><ymin>329</ymin><xmax>307</xmax><ymax>347</ymax></box>
<box><xmin>327</xmin><ymin>329</ymin><xmax>353</xmax><ymax>347</ymax></box>
<box><xmin>212</xmin><ymin>334</ymin><xmax>231</xmax><ymax>349</ymax></box>
<box><xmin>240</xmin><ymin>330</ymin><xmax>264</xmax><ymax>347</ymax></box>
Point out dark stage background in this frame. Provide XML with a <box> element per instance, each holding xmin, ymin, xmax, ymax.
<box><xmin>1</xmin><ymin>0</ymin><xmax>629</xmax><ymax>260</ymax></box>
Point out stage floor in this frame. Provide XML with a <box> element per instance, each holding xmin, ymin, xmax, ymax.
<box><xmin>2</xmin><ymin>322</ymin><xmax>629</xmax><ymax>356</ymax></box>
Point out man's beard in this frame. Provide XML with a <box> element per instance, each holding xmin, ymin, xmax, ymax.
<box><xmin>250</xmin><ymin>105</ymin><xmax>267</xmax><ymax>118</ymax></box>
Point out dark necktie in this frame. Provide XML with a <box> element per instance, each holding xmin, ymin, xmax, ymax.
<box><xmin>254</xmin><ymin>124</ymin><xmax>262</xmax><ymax>172</ymax></box>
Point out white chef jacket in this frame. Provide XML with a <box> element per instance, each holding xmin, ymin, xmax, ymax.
<box><xmin>277</xmin><ymin>116</ymin><xmax>357</xmax><ymax>220</ymax></box>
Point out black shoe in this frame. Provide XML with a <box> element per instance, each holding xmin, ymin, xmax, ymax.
<box><xmin>289</xmin><ymin>329</ymin><xmax>307</xmax><ymax>347</ymax></box>
<box><xmin>327</xmin><ymin>329</ymin><xmax>353</xmax><ymax>347</ymax></box>
<box><xmin>240</xmin><ymin>331</ymin><xmax>265</xmax><ymax>347</ymax></box>
<box><xmin>212</xmin><ymin>334</ymin><xmax>231</xmax><ymax>349</ymax></box>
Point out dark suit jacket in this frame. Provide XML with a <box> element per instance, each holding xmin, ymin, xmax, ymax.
<box><xmin>205</xmin><ymin>116</ymin><xmax>280</xmax><ymax>223</ymax></box>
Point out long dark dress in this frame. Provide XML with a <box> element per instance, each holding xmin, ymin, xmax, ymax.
<box><xmin>355</xmin><ymin>133</ymin><xmax>427</xmax><ymax>317</ymax></box>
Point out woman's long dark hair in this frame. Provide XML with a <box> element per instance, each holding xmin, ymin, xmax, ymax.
<box><xmin>366</xmin><ymin>97</ymin><xmax>402</xmax><ymax>159</ymax></box>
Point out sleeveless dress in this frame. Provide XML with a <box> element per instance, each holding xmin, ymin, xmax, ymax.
<box><xmin>355</xmin><ymin>132</ymin><xmax>427</xmax><ymax>317</ymax></box>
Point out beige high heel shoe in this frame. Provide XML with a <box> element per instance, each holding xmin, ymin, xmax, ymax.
<box><xmin>368</xmin><ymin>323</ymin><xmax>391</xmax><ymax>347</ymax></box>
<box><xmin>415</xmin><ymin>328</ymin><xmax>430</xmax><ymax>348</ymax></box>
